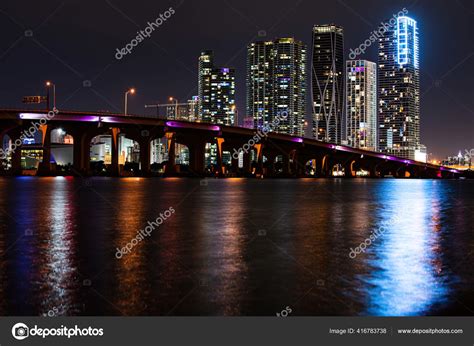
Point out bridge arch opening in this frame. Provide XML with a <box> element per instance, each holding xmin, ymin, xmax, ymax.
<box><xmin>173</xmin><ymin>142</ymin><xmax>190</xmax><ymax>174</ymax></box>
<box><xmin>150</xmin><ymin>136</ymin><xmax>168</xmax><ymax>173</ymax></box>
<box><xmin>149</xmin><ymin>135</ymin><xmax>191</xmax><ymax>175</ymax></box>
<box><xmin>89</xmin><ymin>134</ymin><xmax>112</xmax><ymax>175</ymax></box>
<box><xmin>0</xmin><ymin>133</ymin><xmax>14</xmax><ymax>171</ymax></box>
<box><xmin>305</xmin><ymin>159</ymin><xmax>317</xmax><ymax>176</ymax></box>
<box><xmin>50</xmin><ymin>127</ymin><xmax>74</xmax><ymax>174</ymax></box>
<box><xmin>331</xmin><ymin>163</ymin><xmax>344</xmax><ymax>177</ymax></box>
<box><xmin>204</xmin><ymin>142</ymin><xmax>217</xmax><ymax>175</ymax></box>
<box><xmin>2</xmin><ymin>129</ymin><xmax>45</xmax><ymax>172</ymax></box>
<box><xmin>89</xmin><ymin>133</ymin><xmax>141</xmax><ymax>175</ymax></box>
<box><xmin>203</xmin><ymin>141</ymin><xmax>232</xmax><ymax>176</ymax></box>
<box><xmin>118</xmin><ymin>134</ymin><xmax>140</xmax><ymax>174</ymax></box>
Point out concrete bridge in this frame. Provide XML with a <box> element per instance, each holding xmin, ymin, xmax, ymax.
<box><xmin>0</xmin><ymin>109</ymin><xmax>460</xmax><ymax>178</ymax></box>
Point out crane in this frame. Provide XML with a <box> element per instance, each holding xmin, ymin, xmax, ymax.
<box><xmin>145</xmin><ymin>97</ymin><xmax>198</xmax><ymax>119</ymax></box>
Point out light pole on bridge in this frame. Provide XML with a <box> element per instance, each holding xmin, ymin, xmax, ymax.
<box><xmin>45</xmin><ymin>81</ymin><xmax>56</xmax><ymax>111</ymax></box>
<box><xmin>169</xmin><ymin>97</ymin><xmax>178</xmax><ymax>119</ymax></box>
<box><xmin>124</xmin><ymin>88</ymin><xmax>136</xmax><ymax>115</ymax></box>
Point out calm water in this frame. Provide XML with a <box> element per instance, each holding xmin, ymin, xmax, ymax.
<box><xmin>0</xmin><ymin>177</ymin><xmax>472</xmax><ymax>316</ymax></box>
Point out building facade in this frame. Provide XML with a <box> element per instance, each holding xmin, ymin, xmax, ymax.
<box><xmin>311</xmin><ymin>24</ymin><xmax>344</xmax><ymax>144</ymax></box>
<box><xmin>246</xmin><ymin>38</ymin><xmax>306</xmax><ymax>136</ymax></box>
<box><xmin>246</xmin><ymin>41</ymin><xmax>274</xmax><ymax>131</ymax></box>
<box><xmin>378</xmin><ymin>16</ymin><xmax>420</xmax><ymax>159</ymax></box>
<box><xmin>209</xmin><ymin>67</ymin><xmax>235</xmax><ymax>125</ymax></box>
<box><xmin>346</xmin><ymin>60</ymin><xmax>377</xmax><ymax>151</ymax></box>
<box><xmin>198</xmin><ymin>51</ymin><xmax>235</xmax><ymax>125</ymax></box>
<box><xmin>198</xmin><ymin>51</ymin><xmax>213</xmax><ymax>122</ymax></box>
<box><xmin>187</xmin><ymin>96</ymin><xmax>199</xmax><ymax>122</ymax></box>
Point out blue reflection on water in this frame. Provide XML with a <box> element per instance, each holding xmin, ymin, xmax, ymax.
<box><xmin>362</xmin><ymin>180</ymin><xmax>450</xmax><ymax>316</ymax></box>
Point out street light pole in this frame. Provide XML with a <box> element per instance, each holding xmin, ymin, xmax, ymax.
<box><xmin>46</xmin><ymin>81</ymin><xmax>56</xmax><ymax>110</ymax></box>
<box><xmin>124</xmin><ymin>88</ymin><xmax>136</xmax><ymax>115</ymax></box>
<box><xmin>169</xmin><ymin>97</ymin><xmax>178</xmax><ymax>119</ymax></box>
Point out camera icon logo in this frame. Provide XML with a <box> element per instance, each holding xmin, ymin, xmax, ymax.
<box><xmin>12</xmin><ymin>322</ymin><xmax>29</xmax><ymax>340</ymax></box>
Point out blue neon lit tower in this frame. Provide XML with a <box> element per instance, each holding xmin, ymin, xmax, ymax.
<box><xmin>378</xmin><ymin>16</ymin><xmax>420</xmax><ymax>160</ymax></box>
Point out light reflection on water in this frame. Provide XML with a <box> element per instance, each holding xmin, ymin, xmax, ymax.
<box><xmin>0</xmin><ymin>178</ymin><xmax>472</xmax><ymax>316</ymax></box>
<box><xmin>41</xmin><ymin>177</ymin><xmax>79</xmax><ymax>316</ymax></box>
<box><xmin>362</xmin><ymin>180</ymin><xmax>450</xmax><ymax>316</ymax></box>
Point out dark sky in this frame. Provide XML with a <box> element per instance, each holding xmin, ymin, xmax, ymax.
<box><xmin>0</xmin><ymin>0</ymin><xmax>473</xmax><ymax>159</ymax></box>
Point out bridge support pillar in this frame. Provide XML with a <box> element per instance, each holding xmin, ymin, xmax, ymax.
<box><xmin>290</xmin><ymin>150</ymin><xmax>305</xmax><ymax>177</ymax></box>
<box><xmin>317</xmin><ymin>155</ymin><xmax>330</xmax><ymax>178</ymax></box>
<box><xmin>8</xmin><ymin>129</ymin><xmax>23</xmax><ymax>175</ymax></box>
<box><xmin>281</xmin><ymin>154</ymin><xmax>290</xmax><ymax>176</ymax></box>
<box><xmin>216</xmin><ymin>137</ymin><xmax>225</xmax><ymax>177</ymax></box>
<box><xmin>242</xmin><ymin>152</ymin><xmax>251</xmax><ymax>176</ymax></box>
<box><xmin>254</xmin><ymin>143</ymin><xmax>264</xmax><ymax>176</ymax></box>
<box><xmin>369</xmin><ymin>164</ymin><xmax>379</xmax><ymax>178</ymax></box>
<box><xmin>344</xmin><ymin>161</ymin><xmax>355</xmax><ymax>178</ymax></box>
<box><xmin>164</xmin><ymin>132</ymin><xmax>176</xmax><ymax>176</ymax></box>
<box><xmin>72</xmin><ymin>131</ymin><xmax>89</xmax><ymax>175</ymax></box>
<box><xmin>37</xmin><ymin>125</ymin><xmax>54</xmax><ymax>175</ymax></box>
<box><xmin>109</xmin><ymin>127</ymin><xmax>120</xmax><ymax>176</ymax></box>
<box><xmin>139</xmin><ymin>137</ymin><xmax>151</xmax><ymax>176</ymax></box>
<box><xmin>189</xmin><ymin>141</ymin><xmax>206</xmax><ymax>177</ymax></box>
<box><xmin>263</xmin><ymin>151</ymin><xmax>275</xmax><ymax>177</ymax></box>
<box><xmin>230</xmin><ymin>152</ymin><xmax>240</xmax><ymax>176</ymax></box>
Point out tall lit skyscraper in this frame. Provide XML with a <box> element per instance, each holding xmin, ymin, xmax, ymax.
<box><xmin>378</xmin><ymin>16</ymin><xmax>420</xmax><ymax>159</ymax></box>
<box><xmin>346</xmin><ymin>60</ymin><xmax>377</xmax><ymax>150</ymax></box>
<box><xmin>198</xmin><ymin>51</ymin><xmax>235</xmax><ymax>125</ymax></box>
<box><xmin>210</xmin><ymin>67</ymin><xmax>235</xmax><ymax>125</ymax></box>
<box><xmin>246</xmin><ymin>38</ymin><xmax>306</xmax><ymax>136</ymax></box>
<box><xmin>311</xmin><ymin>24</ymin><xmax>344</xmax><ymax>144</ymax></box>
<box><xmin>198</xmin><ymin>51</ymin><xmax>213</xmax><ymax>122</ymax></box>
<box><xmin>247</xmin><ymin>41</ymin><xmax>274</xmax><ymax>130</ymax></box>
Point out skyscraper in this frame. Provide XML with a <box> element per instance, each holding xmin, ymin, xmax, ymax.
<box><xmin>378</xmin><ymin>16</ymin><xmax>420</xmax><ymax>159</ymax></box>
<box><xmin>246</xmin><ymin>38</ymin><xmax>306</xmax><ymax>136</ymax></box>
<box><xmin>198</xmin><ymin>51</ymin><xmax>235</xmax><ymax>125</ymax></box>
<box><xmin>198</xmin><ymin>51</ymin><xmax>213</xmax><ymax>122</ymax></box>
<box><xmin>311</xmin><ymin>24</ymin><xmax>344</xmax><ymax>144</ymax></box>
<box><xmin>346</xmin><ymin>60</ymin><xmax>377</xmax><ymax>151</ymax></box>
<box><xmin>210</xmin><ymin>67</ymin><xmax>235</xmax><ymax>125</ymax></box>
<box><xmin>246</xmin><ymin>41</ymin><xmax>274</xmax><ymax>130</ymax></box>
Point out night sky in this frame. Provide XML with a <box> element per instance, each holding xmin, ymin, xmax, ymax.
<box><xmin>0</xmin><ymin>0</ymin><xmax>473</xmax><ymax>159</ymax></box>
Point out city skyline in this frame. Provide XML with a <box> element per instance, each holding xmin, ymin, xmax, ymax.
<box><xmin>0</xmin><ymin>0</ymin><xmax>472</xmax><ymax>159</ymax></box>
<box><xmin>0</xmin><ymin>2</ymin><xmax>473</xmax><ymax>339</ymax></box>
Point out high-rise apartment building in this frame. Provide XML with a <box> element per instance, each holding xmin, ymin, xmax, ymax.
<box><xmin>210</xmin><ymin>67</ymin><xmax>235</xmax><ymax>125</ymax></box>
<box><xmin>378</xmin><ymin>16</ymin><xmax>420</xmax><ymax>159</ymax></box>
<box><xmin>198</xmin><ymin>51</ymin><xmax>235</xmax><ymax>125</ymax></box>
<box><xmin>311</xmin><ymin>24</ymin><xmax>344</xmax><ymax>144</ymax></box>
<box><xmin>346</xmin><ymin>60</ymin><xmax>377</xmax><ymax>151</ymax></box>
<box><xmin>246</xmin><ymin>38</ymin><xmax>306</xmax><ymax>136</ymax></box>
<box><xmin>198</xmin><ymin>51</ymin><xmax>213</xmax><ymax>122</ymax></box>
